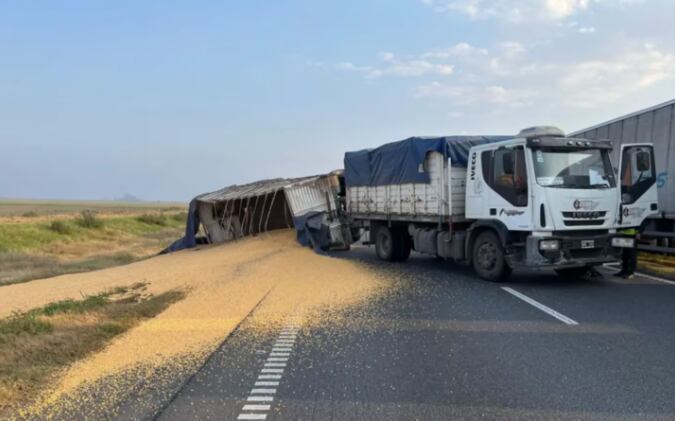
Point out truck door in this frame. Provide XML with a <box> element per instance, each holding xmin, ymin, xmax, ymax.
<box><xmin>484</xmin><ymin>146</ymin><xmax>531</xmax><ymax>230</ymax></box>
<box><xmin>618</xmin><ymin>144</ymin><xmax>658</xmax><ymax>228</ymax></box>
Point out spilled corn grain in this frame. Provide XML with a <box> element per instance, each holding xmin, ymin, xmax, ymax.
<box><xmin>5</xmin><ymin>230</ymin><xmax>391</xmax><ymax>418</ymax></box>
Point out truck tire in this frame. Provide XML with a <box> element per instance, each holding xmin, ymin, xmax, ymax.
<box><xmin>555</xmin><ymin>267</ymin><xmax>590</xmax><ymax>280</ymax></box>
<box><xmin>375</xmin><ymin>225</ymin><xmax>396</xmax><ymax>261</ymax></box>
<box><xmin>393</xmin><ymin>229</ymin><xmax>412</xmax><ymax>262</ymax></box>
<box><xmin>472</xmin><ymin>230</ymin><xmax>511</xmax><ymax>282</ymax></box>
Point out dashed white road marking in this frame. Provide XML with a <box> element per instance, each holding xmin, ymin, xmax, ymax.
<box><xmin>502</xmin><ymin>287</ymin><xmax>579</xmax><ymax>325</ymax></box>
<box><xmin>237</xmin><ymin>414</ymin><xmax>267</xmax><ymax>420</ymax></box>
<box><xmin>255</xmin><ymin>381</ymin><xmax>279</xmax><ymax>386</ymax></box>
<box><xmin>261</xmin><ymin>368</ymin><xmax>284</xmax><ymax>373</ymax></box>
<box><xmin>251</xmin><ymin>388</ymin><xmax>277</xmax><ymax>394</ymax></box>
<box><xmin>236</xmin><ymin>320</ymin><xmax>301</xmax><ymax>420</ymax></box>
<box><xmin>264</xmin><ymin>363</ymin><xmax>287</xmax><ymax>368</ymax></box>
<box><xmin>247</xmin><ymin>396</ymin><xmax>274</xmax><ymax>402</ymax></box>
<box><xmin>242</xmin><ymin>405</ymin><xmax>271</xmax><ymax>411</ymax></box>
<box><xmin>257</xmin><ymin>374</ymin><xmax>281</xmax><ymax>380</ymax></box>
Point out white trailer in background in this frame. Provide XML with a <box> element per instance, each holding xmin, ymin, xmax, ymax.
<box><xmin>571</xmin><ymin>98</ymin><xmax>675</xmax><ymax>253</ymax></box>
<box><xmin>342</xmin><ymin>127</ymin><xmax>659</xmax><ymax>281</ymax></box>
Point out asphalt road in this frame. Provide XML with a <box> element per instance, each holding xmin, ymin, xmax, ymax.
<box><xmin>156</xmin><ymin>247</ymin><xmax>675</xmax><ymax>421</ymax></box>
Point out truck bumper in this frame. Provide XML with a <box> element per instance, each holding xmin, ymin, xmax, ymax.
<box><xmin>508</xmin><ymin>233</ymin><xmax>624</xmax><ymax>270</ymax></box>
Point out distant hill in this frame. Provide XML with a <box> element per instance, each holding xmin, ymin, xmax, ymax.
<box><xmin>115</xmin><ymin>194</ymin><xmax>143</xmax><ymax>202</ymax></box>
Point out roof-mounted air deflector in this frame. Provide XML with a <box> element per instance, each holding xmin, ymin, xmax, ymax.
<box><xmin>517</xmin><ymin>126</ymin><xmax>566</xmax><ymax>139</ymax></box>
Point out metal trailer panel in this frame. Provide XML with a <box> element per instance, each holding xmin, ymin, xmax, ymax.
<box><xmin>283</xmin><ymin>177</ymin><xmax>338</xmax><ymax>218</ymax></box>
<box><xmin>346</xmin><ymin>151</ymin><xmax>467</xmax><ymax>222</ymax></box>
<box><xmin>571</xmin><ymin>100</ymin><xmax>675</xmax><ymax>219</ymax></box>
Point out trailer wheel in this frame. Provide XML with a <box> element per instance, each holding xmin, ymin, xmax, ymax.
<box><xmin>375</xmin><ymin>225</ymin><xmax>396</xmax><ymax>261</ymax></box>
<box><xmin>472</xmin><ymin>230</ymin><xmax>511</xmax><ymax>282</ymax></box>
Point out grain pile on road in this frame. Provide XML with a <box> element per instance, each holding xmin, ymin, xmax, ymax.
<box><xmin>2</xmin><ymin>229</ymin><xmax>390</xmax><ymax>419</ymax></box>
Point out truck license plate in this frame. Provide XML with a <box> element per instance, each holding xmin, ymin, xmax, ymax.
<box><xmin>580</xmin><ymin>240</ymin><xmax>595</xmax><ymax>249</ymax></box>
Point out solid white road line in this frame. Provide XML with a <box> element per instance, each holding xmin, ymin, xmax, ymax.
<box><xmin>238</xmin><ymin>414</ymin><xmax>267</xmax><ymax>420</ymax></box>
<box><xmin>633</xmin><ymin>271</ymin><xmax>675</xmax><ymax>286</ymax></box>
<box><xmin>601</xmin><ymin>264</ymin><xmax>675</xmax><ymax>286</ymax></box>
<box><xmin>502</xmin><ymin>287</ymin><xmax>579</xmax><ymax>326</ymax></box>
<box><xmin>242</xmin><ymin>404</ymin><xmax>271</xmax><ymax>411</ymax></box>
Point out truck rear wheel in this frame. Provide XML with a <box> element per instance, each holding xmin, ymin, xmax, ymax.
<box><xmin>393</xmin><ymin>228</ymin><xmax>412</xmax><ymax>262</ymax></box>
<box><xmin>375</xmin><ymin>226</ymin><xmax>411</xmax><ymax>262</ymax></box>
<box><xmin>472</xmin><ymin>230</ymin><xmax>511</xmax><ymax>282</ymax></box>
<box><xmin>375</xmin><ymin>225</ymin><xmax>396</xmax><ymax>261</ymax></box>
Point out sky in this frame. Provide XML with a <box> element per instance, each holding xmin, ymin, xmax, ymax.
<box><xmin>1</xmin><ymin>0</ymin><xmax>674</xmax><ymax>201</ymax></box>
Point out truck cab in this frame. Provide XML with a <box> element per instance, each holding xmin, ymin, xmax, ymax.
<box><xmin>464</xmin><ymin>126</ymin><xmax>658</xmax><ymax>280</ymax></box>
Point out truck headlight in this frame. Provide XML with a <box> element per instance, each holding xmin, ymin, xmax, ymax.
<box><xmin>539</xmin><ymin>239</ymin><xmax>560</xmax><ymax>251</ymax></box>
<box><xmin>611</xmin><ymin>237</ymin><xmax>635</xmax><ymax>248</ymax></box>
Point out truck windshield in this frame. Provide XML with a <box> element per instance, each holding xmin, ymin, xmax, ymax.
<box><xmin>531</xmin><ymin>148</ymin><xmax>615</xmax><ymax>189</ymax></box>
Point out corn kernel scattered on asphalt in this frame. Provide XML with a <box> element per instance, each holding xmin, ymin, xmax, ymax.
<box><xmin>5</xmin><ymin>230</ymin><xmax>391</xmax><ymax>419</ymax></box>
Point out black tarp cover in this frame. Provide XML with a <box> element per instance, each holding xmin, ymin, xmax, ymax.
<box><xmin>344</xmin><ymin>135</ymin><xmax>511</xmax><ymax>187</ymax></box>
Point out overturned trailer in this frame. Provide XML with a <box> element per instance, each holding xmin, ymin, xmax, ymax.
<box><xmin>166</xmin><ymin>173</ymin><xmax>351</xmax><ymax>252</ymax></box>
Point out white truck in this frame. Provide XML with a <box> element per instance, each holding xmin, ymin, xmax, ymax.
<box><xmin>341</xmin><ymin>126</ymin><xmax>659</xmax><ymax>281</ymax></box>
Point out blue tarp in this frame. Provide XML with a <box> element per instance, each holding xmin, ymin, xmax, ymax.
<box><xmin>344</xmin><ymin>135</ymin><xmax>511</xmax><ymax>187</ymax></box>
<box><xmin>293</xmin><ymin>212</ymin><xmax>331</xmax><ymax>252</ymax></box>
<box><xmin>162</xmin><ymin>199</ymin><xmax>201</xmax><ymax>253</ymax></box>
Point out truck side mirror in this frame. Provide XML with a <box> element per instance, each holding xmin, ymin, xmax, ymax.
<box><xmin>502</xmin><ymin>152</ymin><xmax>514</xmax><ymax>175</ymax></box>
<box><xmin>636</xmin><ymin>151</ymin><xmax>651</xmax><ymax>172</ymax></box>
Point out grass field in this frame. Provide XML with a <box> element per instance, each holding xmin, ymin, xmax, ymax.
<box><xmin>0</xmin><ymin>199</ymin><xmax>188</xmax><ymax>286</ymax></box>
<box><xmin>0</xmin><ymin>284</ymin><xmax>185</xmax><ymax>414</ymax></box>
<box><xmin>0</xmin><ymin>199</ymin><xmax>184</xmax><ymax>218</ymax></box>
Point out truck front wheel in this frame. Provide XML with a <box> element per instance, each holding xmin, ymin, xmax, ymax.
<box><xmin>472</xmin><ymin>231</ymin><xmax>511</xmax><ymax>282</ymax></box>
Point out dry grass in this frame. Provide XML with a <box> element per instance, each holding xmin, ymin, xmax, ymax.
<box><xmin>0</xmin><ymin>203</ymin><xmax>187</xmax><ymax>286</ymax></box>
<box><xmin>0</xmin><ymin>284</ymin><xmax>185</xmax><ymax>416</ymax></box>
<box><xmin>638</xmin><ymin>252</ymin><xmax>675</xmax><ymax>280</ymax></box>
<box><xmin>0</xmin><ymin>199</ymin><xmax>185</xmax><ymax>218</ymax></box>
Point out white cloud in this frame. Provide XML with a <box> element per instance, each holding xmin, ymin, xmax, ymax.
<box><xmin>421</xmin><ymin>0</ymin><xmax>592</xmax><ymax>21</ymax></box>
<box><xmin>337</xmin><ymin>49</ymin><xmax>457</xmax><ymax>78</ymax></box>
<box><xmin>415</xmin><ymin>81</ymin><xmax>535</xmax><ymax>107</ymax></box>
<box><xmin>578</xmin><ymin>26</ymin><xmax>596</xmax><ymax>33</ymax></box>
<box><xmin>421</xmin><ymin>42</ymin><xmax>488</xmax><ymax>60</ymax></box>
<box><xmin>560</xmin><ymin>44</ymin><xmax>675</xmax><ymax>107</ymax></box>
<box><xmin>331</xmin><ymin>40</ymin><xmax>675</xmax><ymax>111</ymax></box>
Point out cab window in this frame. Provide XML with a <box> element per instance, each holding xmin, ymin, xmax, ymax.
<box><xmin>620</xmin><ymin>146</ymin><xmax>655</xmax><ymax>204</ymax></box>
<box><xmin>483</xmin><ymin>147</ymin><xmax>528</xmax><ymax>207</ymax></box>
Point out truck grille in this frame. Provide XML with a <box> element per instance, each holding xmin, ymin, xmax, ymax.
<box><xmin>564</xmin><ymin>220</ymin><xmax>605</xmax><ymax>226</ymax></box>
<box><xmin>562</xmin><ymin>211</ymin><xmax>607</xmax><ymax>218</ymax></box>
<box><xmin>562</xmin><ymin>210</ymin><xmax>607</xmax><ymax>227</ymax></box>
